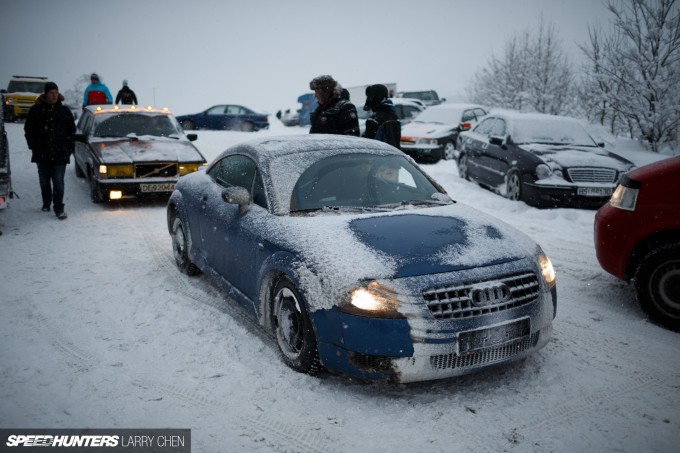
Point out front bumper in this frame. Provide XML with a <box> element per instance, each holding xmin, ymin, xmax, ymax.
<box><xmin>523</xmin><ymin>182</ymin><xmax>615</xmax><ymax>209</ymax></box>
<box><xmin>95</xmin><ymin>177</ymin><xmax>179</xmax><ymax>200</ymax></box>
<box><xmin>311</xmin><ymin>260</ymin><xmax>557</xmax><ymax>383</ymax></box>
<box><xmin>400</xmin><ymin>143</ymin><xmax>442</xmax><ymax>160</ymax></box>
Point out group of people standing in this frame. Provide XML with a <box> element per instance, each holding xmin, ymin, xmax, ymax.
<box><xmin>23</xmin><ymin>72</ymin><xmax>138</xmax><ymax>220</ymax></box>
<box><xmin>82</xmin><ymin>73</ymin><xmax>138</xmax><ymax>107</ymax></box>
<box><xmin>308</xmin><ymin>74</ymin><xmax>401</xmax><ymax>150</ymax></box>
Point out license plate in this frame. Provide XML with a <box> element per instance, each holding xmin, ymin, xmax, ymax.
<box><xmin>140</xmin><ymin>183</ymin><xmax>175</xmax><ymax>193</ymax></box>
<box><xmin>458</xmin><ymin>319</ymin><xmax>530</xmax><ymax>353</ymax></box>
<box><xmin>577</xmin><ymin>187</ymin><xmax>612</xmax><ymax>197</ymax></box>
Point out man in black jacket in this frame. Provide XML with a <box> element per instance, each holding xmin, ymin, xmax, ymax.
<box><xmin>362</xmin><ymin>84</ymin><xmax>401</xmax><ymax>150</ymax></box>
<box><xmin>115</xmin><ymin>79</ymin><xmax>138</xmax><ymax>105</ymax></box>
<box><xmin>24</xmin><ymin>82</ymin><xmax>75</xmax><ymax>220</ymax></box>
<box><xmin>309</xmin><ymin>75</ymin><xmax>359</xmax><ymax>136</ymax></box>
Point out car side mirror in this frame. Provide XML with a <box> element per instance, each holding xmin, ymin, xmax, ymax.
<box><xmin>186</xmin><ymin>133</ymin><xmax>197</xmax><ymax>142</ymax></box>
<box><xmin>221</xmin><ymin>186</ymin><xmax>251</xmax><ymax>213</ymax></box>
<box><xmin>489</xmin><ymin>135</ymin><xmax>510</xmax><ymax>149</ymax></box>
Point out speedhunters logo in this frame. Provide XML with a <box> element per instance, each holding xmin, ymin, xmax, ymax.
<box><xmin>1</xmin><ymin>429</ymin><xmax>190</xmax><ymax>452</ymax></box>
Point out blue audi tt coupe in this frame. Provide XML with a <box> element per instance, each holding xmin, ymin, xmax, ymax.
<box><xmin>167</xmin><ymin>135</ymin><xmax>557</xmax><ymax>383</ymax></box>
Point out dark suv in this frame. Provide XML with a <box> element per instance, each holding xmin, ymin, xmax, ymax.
<box><xmin>594</xmin><ymin>155</ymin><xmax>680</xmax><ymax>331</ymax></box>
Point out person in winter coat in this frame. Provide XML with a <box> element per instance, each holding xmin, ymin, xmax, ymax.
<box><xmin>24</xmin><ymin>82</ymin><xmax>76</xmax><ymax>220</ymax></box>
<box><xmin>115</xmin><ymin>79</ymin><xmax>138</xmax><ymax>105</ymax></box>
<box><xmin>309</xmin><ymin>75</ymin><xmax>359</xmax><ymax>136</ymax></box>
<box><xmin>82</xmin><ymin>72</ymin><xmax>113</xmax><ymax>107</ymax></box>
<box><xmin>362</xmin><ymin>84</ymin><xmax>401</xmax><ymax>150</ymax></box>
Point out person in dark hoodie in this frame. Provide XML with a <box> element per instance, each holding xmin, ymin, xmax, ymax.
<box><xmin>115</xmin><ymin>79</ymin><xmax>138</xmax><ymax>105</ymax></box>
<box><xmin>309</xmin><ymin>75</ymin><xmax>359</xmax><ymax>136</ymax></box>
<box><xmin>24</xmin><ymin>81</ymin><xmax>76</xmax><ymax>220</ymax></box>
<box><xmin>362</xmin><ymin>84</ymin><xmax>401</xmax><ymax>150</ymax></box>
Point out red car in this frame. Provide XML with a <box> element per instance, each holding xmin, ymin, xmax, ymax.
<box><xmin>594</xmin><ymin>155</ymin><xmax>680</xmax><ymax>331</ymax></box>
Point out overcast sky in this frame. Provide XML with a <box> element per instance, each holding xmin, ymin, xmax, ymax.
<box><xmin>2</xmin><ymin>0</ymin><xmax>613</xmax><ymax>116</ymax></box>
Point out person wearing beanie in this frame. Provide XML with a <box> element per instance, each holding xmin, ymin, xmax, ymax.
<box><xmin>82</xmin><ymin>72</ymin><xmax>113</xmax><ymax>106</ymax></box>
<box><xmin>362</xmin><ymin>84</ymin><xmax>401</xmax><ymax>150</ymax></box>
<box><xmin>115</xmin><ymin>79</ymin><xmax>138</xmax><ymax>105</ymax></box>
<box><xmin>308</xmin><ymin>75</ymin><xmax>359</xmax><ymax>136</ymax></box>
<box><xmin>24</xmin><ymin>81</ymin><xmax>76</xmax><ymax>220</ymax></box>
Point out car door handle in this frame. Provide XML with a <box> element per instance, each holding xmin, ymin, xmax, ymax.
<box><xmin>258</xmin><ymin>243</ymin><xmax>264</xmax><ymax>251</ymax></box>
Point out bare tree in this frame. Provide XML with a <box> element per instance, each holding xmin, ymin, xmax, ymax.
<box><xmin>580</xmin><ymin>0</ymin><xmax>680</xmax><ymax>152</ymax></box>
<box><xmin>468</xmin><ymin>19</ymin><xmax>576</xmax><ymax>115</ymax></box>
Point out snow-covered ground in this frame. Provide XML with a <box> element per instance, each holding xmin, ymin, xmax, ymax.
<box><xmin>1</xmin><ymin>119</ymin><xmax>678</xmax><ymax>453</ymax></box>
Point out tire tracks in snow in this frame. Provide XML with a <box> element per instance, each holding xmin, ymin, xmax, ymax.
<box><xmin>126</xmin><ymin>214</ymin><xmax>336</xmax><ymax>453</ymax></box>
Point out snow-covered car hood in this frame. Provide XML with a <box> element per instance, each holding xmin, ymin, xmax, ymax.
<box><xmin>261</xmin><ymin>202</ymin><xmax>537</xmax><ymax>293</ymax></box>
<box><xmin>401</xmin><ymin>121</ymin><xmax>454</xmax><ymax>139</ymax></box>
<box><xmin>519</xmin><ymin>143</ymin><xmax>634</xmax><ymax>171</ymax></box>
<box><xmin>93</xmin><ymin>138</ymin><xmax>204</xmax><ymax>164</ymax></box>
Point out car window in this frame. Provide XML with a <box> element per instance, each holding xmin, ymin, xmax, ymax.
<box><xmin>207</xmin><ymin>106</ymin><xmax>226</xmax><ymax>115</ymax></box>
<box><xmin>490</xmin><ymin>118</ymin><xmax>506</xmax><ymax>137</ymax></box>
<box><xmin>473</xmin><ymin>117</ymin><xmax>495</xmax><ymax>136</ymax></box>
<box><xmin>474</xmin><ymin>108</ymin><xmax>488</xmax><ymax>118</ymax></box>
<box><xmin>226</xmin><ymin>105</ymin><xmax>244</xmax><ymax>115</ymax></box>
<box><xmin>461</xmin><ymin>110</ymin><xmax>476</xmax><ymax>122</ymax></box>
<box><xmin>209</xmin><ymin>155</ymin><xmax>268</xmax><ymax>209</ymax></box>
<box><xmin>93</xmin><ymin>114</ymin><xmax>180</xmax><ymax>137</ymax></box>
<box><xmin>291</xmin><ymin>154</ymin><xmax>442</xmax><ymax>211</ymax></box>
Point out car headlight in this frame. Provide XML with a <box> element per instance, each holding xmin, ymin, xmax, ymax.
<box><xmin>340</xmin><ymin>281</ymin><xmax>404</xmax><ymax>319</ymax></box>
<box><xmin>99</xmin><ymin>164</ymin><xmax>134</xmax><ymax>178</ymax></box>
<box><xmin>537</xmin><ymin>253</ymin><xmax>556</xmax><ymax>289</ymax></box>
<box><xmin>609</xmin><ymin>184</ymin><xmax>638</xmax><ymax>211</ymax></box>
<box><xmin>179</xmin><ymin>163</ymin><xmax>200</xmax><ymax>175</ymax></box>
<box><xmin>535</xmin><ymin>164</ymin><xmax>551</xmax><ymax>179</ymax></box>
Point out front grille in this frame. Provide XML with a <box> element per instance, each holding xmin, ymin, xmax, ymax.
<box><xmin>422</xmin><ymin>272</ymin><xmax>539</xmax><ymax>319</ymax></box>
<box><xmin>430</xmin><ymin>331</ymin><xmax>539</xmax><ymax>370</ymax></box>
<box><xmin>567</xmin><ymin>167</ymin><xmax>616</xmax><ymax>183</ymax></box>
<box><xmin>135</xmin><ymin>162</ymin><xmax>177</xmax><ymax>178</ymax></box>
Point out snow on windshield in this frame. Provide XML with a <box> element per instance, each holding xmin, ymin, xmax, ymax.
<box><xmin>511</xmin><ymin>116</ymin><xmax>597</xmax><ymax>146</ymax></box>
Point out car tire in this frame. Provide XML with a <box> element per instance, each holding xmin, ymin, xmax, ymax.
<box><xmin>89</xmin><ymin>169</ymin><xmax>103</xmax><ymax>203</ymax></box>
<box><xmin>457</xmin><ymin>153</ymin><xmax>470</xmax><ymax>180</ymax></box>
<box><xmin>170</xmin><ymin>214</ymin><xmax>200</xmax><ymax>276</ymax></box>
<box><xmin>506</xmin><ymin>169</ymin><xmax>522</xmax><ymax>201</ymax></box>
<box><xmin>240</xmin><ymin>122</ymin><xmax>254</xmax><ymax>132</ymax></box>
<box><xmin>181</xmin><ymin>120</ymin><xmax>196</xmax><ymax>130</ymax></box>
<box><xmin>634</xmin><ymin>242</ymin><xmax>680</xmax><ymax>331</ymax></box>
<box><xmin>271</xmin><ymin>277</ymin><xmax>321</xmax><ymax>375</ymax></box>
<box><xmin>442</xmin><ymin>142</ymin><xmax>455</xmax><ymax>161</ymax></box>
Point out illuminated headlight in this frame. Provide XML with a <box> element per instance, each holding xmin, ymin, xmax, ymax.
<box><xmin>609</xmin><ymin>184</ymin><xmax>638</xmax><ymax>211</ymax></box>
<box><xmin>100</xmin><ymin>164</ymin><xmax>134</xmax><ymax>178</ymax></box>
<box><xmin>5</xmin><ymin>98</ymin><xmax>14</xmax><ymax>105</ymax></box>
<box><xmin>537</xmin><ymin>253</ymin><xmax>556</xmax><ymax>289</ymax></box>
<box><xmin>340</xmin><ymin>281</ymin><xmax>404</xmax><ymax>318</ymax></box>
<box><xmin>179</xmin><ymin>163</ymin><xmax>200</xmax><ymax>175</ymax></box>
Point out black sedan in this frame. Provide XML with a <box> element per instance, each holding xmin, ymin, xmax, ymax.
<box><xmin>457</xmin><ymin>111</ymin><xmax>635</xmax><ymax>208</ymax></box>
<box><xmin>74</xmin><ymin>105</ymin><xmax>207</xmax><ymax>202</ymax></box>
<box><xmin>176</xmin><ymin>104</ymin><xmax>269</xmax><ymax>132</ymax></box>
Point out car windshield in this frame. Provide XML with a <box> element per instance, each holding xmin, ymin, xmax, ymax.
<box><xmin>290</xmin><ymin>153</ymin><xmax>446</xmax><ymax>212</ymax></box>
<box><xmin>93</xmin><ymin>114</ymin><xmax>182</xmax><ymax>138</ymax></box>
<box><xmin>511</xmin><ymin>117</ymin><xmax>598</xmax><ymax>146</ymax></box>
<box><xmin>7</xmin><ymin>81</ymin><xmax>45</xmax><ymax>93</ymax></box>
<box><xmin>412</xmin><ymin>107</ymin><xmax>463</xmax><ymax>125</ymax></box>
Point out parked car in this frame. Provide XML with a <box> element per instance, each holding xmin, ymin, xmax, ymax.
<box><xmin>74</xmin><ymin>105</ymin><xmax>207</xmax><ymax>202</ymax></box>
<box><xmin>0</xmin><ymin>106</ymin><xmax>12</xmax><ymax>213</ymax></box>
<box><xmin>167</xmin><ymin>134</ymin><xmax>557</xmax><ymax>384</ymax></box>
<box><xmin>2</xmin><ymin>75</ymin><xmax>48</xmax><ymax>122</ymax></box>
<box><xmin>457</xmin><ymin>111</ymin><xmax>635</xmax><ymax>209</ymax></box>
<box><xmin>594</xmin><ymin>156</ymin><xmax>680</xmax><ymax>331</ymax></box>
<box><xmin>395</xmin><ymin>90</ymin><xmax>444</xmax><ymax>106</ymax></box>
<box><xmin>176</xmin><ymin>104</ymin><xmax>269</xmax><ymax>132</ymax></box>
<box><xmin>400</xmin><ymin>103</ymin><xmax>488</xmax><ymax>162</ymax></box>
<box><xmin>391</xmin><ymin>97</ymin><xmax>425</xmax><ymax>124</ymax></box>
